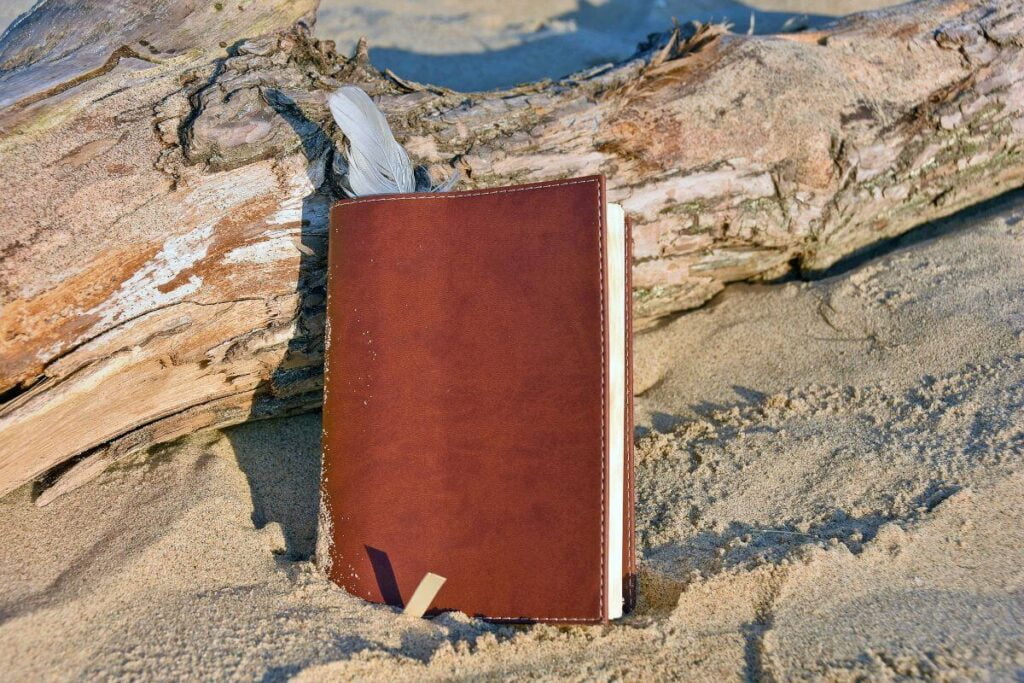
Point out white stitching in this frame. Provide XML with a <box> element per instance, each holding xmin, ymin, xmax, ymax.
<box><xmin>330</xmin><ymin>177</ymin><xmax>600</xmax><ymax>210</ymax></box>
<box><xmin>597</xmin><ymin>182</ymin><xmax>606</xmax><ymax>622</ymax></box>
<box><xmin>486</xmin><ymin>617</ymin><xmax>604</xmax><ymax>622</ymax></box>
<box><xmin>622</xmin><ymin>223</ymin><xmax>630</xmax><ymax>610</ymax></box>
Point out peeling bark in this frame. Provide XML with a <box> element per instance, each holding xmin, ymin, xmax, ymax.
<box><xmin>0</xmin><ymin>0</ymin><xmax>1022</xmax><ymax>500</ymax></box>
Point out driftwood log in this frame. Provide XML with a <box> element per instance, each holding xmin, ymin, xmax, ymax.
<box><xmin>0</xmin><ymin>0</ymin><xmax>1022</xmax><ymax>502</ymax></box>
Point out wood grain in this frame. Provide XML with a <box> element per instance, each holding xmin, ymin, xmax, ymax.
<box><xmin>1</xmin><ymin>0</ymin><xmax>1022</xmax><ymax>500</ymax></box>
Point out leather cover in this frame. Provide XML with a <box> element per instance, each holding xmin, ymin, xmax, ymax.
<box><xmin>320</xmin><ymin>175</ymin><xmax>634</xmax><ymax>623</ymax></box>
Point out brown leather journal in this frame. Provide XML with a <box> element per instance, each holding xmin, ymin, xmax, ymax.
<box><xmin>319</xmin><ymin>175</ymin><xmax>634</xmax><ymax>623</ymax></box>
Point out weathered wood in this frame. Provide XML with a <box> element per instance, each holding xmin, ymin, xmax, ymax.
<box><xmin>0</xmin><ymin>0</ymin><xmax>1022</xmax><ymax>501</ymax></box>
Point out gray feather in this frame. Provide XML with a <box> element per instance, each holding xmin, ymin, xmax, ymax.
<box><xmin>328</xmin><ymin>86</ymin><xmax>455</xmax><ymax>197</ymax></box>
<box><xmin>328</xmin><ymin>86</ymin><xmax>413</xmax><ymax>195</ymax></box>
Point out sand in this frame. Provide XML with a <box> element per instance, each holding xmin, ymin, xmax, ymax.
<box><xmin>2</xmin><ymin>185</ymin><xmax>1022</xmax><ymax>679</ymax></box>
<box><xmin>313</xmin><ymin>0</ymin><xmax>896</xmax><ymax>91</ymax></box>
<box><xmin>1</xmin><ymin>1</ymin><xmax>897</xmax><ymax>92</ymax></box>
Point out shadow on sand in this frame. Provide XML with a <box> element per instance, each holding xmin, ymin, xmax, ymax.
<box><xmin>226</xmin><ymin>90</ymin><xmax>342</xmax><ymax>560</ymax></box>
<box><xmin>362</xmin><ymin>0</ymin><xmax>834</xmax><ymax>91</ymax></box>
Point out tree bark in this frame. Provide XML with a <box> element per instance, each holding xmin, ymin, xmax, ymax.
<box><xmin>1</xmin><ymin>0</ymin><xmax>1022</xmax><ymax>501</ymax></box>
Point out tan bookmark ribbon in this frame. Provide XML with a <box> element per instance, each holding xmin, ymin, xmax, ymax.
<box><xmin>403</xmin><ymin>572</ymin><xmax>447</xmax><ymax>618</ymax></box>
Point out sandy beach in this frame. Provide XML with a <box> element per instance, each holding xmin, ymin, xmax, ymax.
<box><xmin>2</xmin><ymin>186</ymin><xmax>1022</xmax><ymax>678</ymax></box>
<box><xmin>313</xmin><ymin>0</ymin><xmax>896</xmax><ymax>90</ymax></box>
<box><xmin>1</xmin><ymin>0</ymin><xmax>896</xmax><ymax>91</ymax></box>
<box><xmin>2</xmin><ymin>0</ymin><xmax>1023</xmax><ymax>680</ymax></box>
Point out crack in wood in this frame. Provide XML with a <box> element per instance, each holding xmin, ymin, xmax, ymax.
<box><xmin>2</xmin><ymin>0</ymin><xmax>1023</xmax><ymax>500</ymax></box>
<box><xmin>6</xmin><ymin>45</ymin><xmax>161</xmax><ymax>115</ymax></box>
